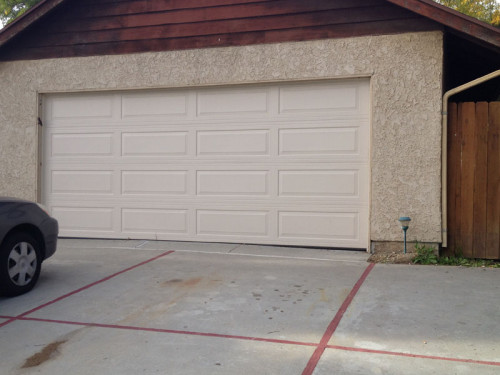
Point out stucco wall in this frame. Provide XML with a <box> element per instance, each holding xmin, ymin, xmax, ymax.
<box><xmin>0</xmin><ymin>31</ymin><xmax>443</xmax><ymax>243</ymax></box>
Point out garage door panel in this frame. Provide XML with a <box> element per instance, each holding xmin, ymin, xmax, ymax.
<box><xmin>197</xmin><ymin>210</ymin><xmax>269</xmax><ymax>237</ymax></box>
<box><xmin>43</xmin><ymin>79</ymin><xmax>370</xmax><ymax>248</ymax></box>
<box><xmin>122</xmin><ymin>91</ymin><xmax>189</xmax><ymax>118</ymax></box>
<box><xmin>279</xmin><ymin>127</ymin><xmax>362</xmax><ymax>156</ymax></box>
<box><xmin>279</xmin><ymin>211</ymin><xmax>359</xmax><ymax>240</ymax></box>
<box><xmin>50</xmin><ymin>95</ymin><xmax>115</xmax><ymax>120</ymax></box>
<box><xmin>279</xmin><ymin>82</ymin><xmax>367</xmax><ymax>114</ymax></box>
<box><xmin>197</xmin><ymin>130</ymin><xmax>270</xmax><ymax>156</ymax></box>
<box><xmin>122</xmin><ymin>208</ymin><xmax>188</xmax><ymax>234</ymax></box>
<box><xmin>51</xmin><ymin>133</ymin><xmax>114</xmax><ymax>157</ymax></box>
<box><xmin>278</xmin><ymin>170</ymin><xmax>359</xmax><ymax>197</ymax></box>
<box><xmin>121</xmin><ymin>132</ymin><xmax>189</xmax><ymax>156</ymax></box>
<box><xmin>121</xmin><ymin>171</ymin><xmax>188</xmax><ymax>195</ymax></box>
<box><xmin>51</xmin><ymin>171</ymin><xmax>113</xmax><ymax>194</ymax></box>
<box><xmin>52</xmin><ymin>207</ymin><xmax>114</xmax><ymax>232</ymax></box>
<box><xmin>197</xmin><ymin>88</ymin><xmax>270</xmax><ymax>116</ymax></box>
<box><xmin>197</xmin><ymin>171</ymin><xmax>269</xmax><ymax>196</ymax></box>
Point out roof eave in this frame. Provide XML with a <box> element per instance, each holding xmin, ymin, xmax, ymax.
<box><xmin>386</xmin><ymin>0</ymin><xmax>499</xmax><ymax>48</ymax></box>
<box><xmin>0</xmin><ymin>0</ymin><xmax>66</xmax><ymax>47</ymax></box>
<box><xmin>0</xmin><ymin>0</ymin><xmax>498</xmax><ymax>52</ymax></box>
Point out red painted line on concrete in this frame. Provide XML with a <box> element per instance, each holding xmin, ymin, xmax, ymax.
<box><xmin>302</xmin><ymin>262</ymin><xmax>375</xmax><ymax>375</ymax></box>
<box><xmin>8</xmin><ymin>311</ymin><xmax>500</xmax><ymax>368</ymax></box>
<box><xmin>327</xmin><ymin>345</ymin><xmax>500</xmax><ymax>367</ymax></box>
<box><xmin>5</xmin><ymin>250</ymin><xmax>176</xmax><ymax>323</ymax></box>
<box><xmin>16</xmin><ymin>316</ymin><xmax>318</xmax><ymax>347</ymax></box>
<box><xmin>0</xmin><ymin>318</ymin><xmax>16</xmax><ymax>328</ymax></box>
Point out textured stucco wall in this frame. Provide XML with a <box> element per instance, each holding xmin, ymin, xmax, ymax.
<box><xmin>0</xmin><ymin>31</ymin><xmax>443</xmax><ymax>243</ymax></box>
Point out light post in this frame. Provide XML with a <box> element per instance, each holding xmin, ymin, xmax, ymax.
<box><xmin>398</xmin><ymin>217</ymin><xmax>411</xmax><ymax>254</ymax></box>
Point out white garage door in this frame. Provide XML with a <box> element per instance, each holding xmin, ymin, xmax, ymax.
<box><xmin>42</xmin><ymin>79</ymin><xmax>370</xmax><ymax>248</ymax></box>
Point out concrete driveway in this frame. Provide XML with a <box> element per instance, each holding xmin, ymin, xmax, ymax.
<box><xmin>0</xmin><ymin>239</ymin><xmax>499</xmax><ymax>374</ymax></box>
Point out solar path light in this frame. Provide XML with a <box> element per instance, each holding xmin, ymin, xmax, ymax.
<box><xmin>398</xmin><ymin>217</ymin><xmax>411</xmax><ymax>254</ymax></box>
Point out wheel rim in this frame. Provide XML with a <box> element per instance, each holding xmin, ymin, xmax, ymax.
<box><xmin>8</xmin><ymin>242</ymin><xmax>38</xmax><ymax>286</ymax></box>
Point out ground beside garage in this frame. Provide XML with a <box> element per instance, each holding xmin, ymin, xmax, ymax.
<box><xmin>0</xmin><ymin>239</ymin><xmax>499</xmax><ymax>374</ymax></box>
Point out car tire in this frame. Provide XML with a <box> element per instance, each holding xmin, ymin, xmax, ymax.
<box><xmin>0</xmin><ymin>232</ymin><xmax>42</xmax><ymax>297</ymax></box>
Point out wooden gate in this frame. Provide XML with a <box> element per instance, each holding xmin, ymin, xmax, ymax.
<box><xmin>447</xmin><ymin>102</ymin><xmax>500</xmax><ymax>259</ymax></box>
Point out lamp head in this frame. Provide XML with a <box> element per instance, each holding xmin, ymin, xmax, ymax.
<box><xmin>398</xmin><ymin>216</ymin><xmax>411</xmax><ymax>230</ymax></box>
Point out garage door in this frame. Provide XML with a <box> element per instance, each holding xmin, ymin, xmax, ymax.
<box><xmin>42</xmin><ymin>79</ymin><xmax>370</xmax><ymax>248</ymax></box>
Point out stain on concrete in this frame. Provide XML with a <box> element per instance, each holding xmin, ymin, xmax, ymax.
<box><xmin>338</xmin><ymin>287</ymin><xmax>351</xmax><ymax>303</ymax></box>
<box><xmin>119</xmin><ymin>276</ymin><xmax>225</xmax><ymax>325</ymax></box>
<box><xmin>160</xmin><ymin>277</ymin><xmax>202</xmax><ymax>288</ymax></box>
<box><xmin>20</xmin><ymin>329</ymin><xmax>84</xmax><ymax>369</ymax></box>
<box><xmin>182</xmin><ymin>277</ymin><xmax>203</xmax><ymax>288</ymax></box>
<box><xmin>22</xmin><ymin>340</ymin><xmax>66</xmax><ymax>368</ymax></box>
<box><xmin>319</xmin><ymin>288</ymin><xmax>330</xmax><ymax>302</ymax></box>
<box><xmin>252</xmin><ymin>292</ymin><xmax>262</xmax><ymax>301</ymax></box>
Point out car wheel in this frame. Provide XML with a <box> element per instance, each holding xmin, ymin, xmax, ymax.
<box><xmin>0</xmin><ymin>232</ymin><xmax>42</xmax><ymax>297</ymax></box>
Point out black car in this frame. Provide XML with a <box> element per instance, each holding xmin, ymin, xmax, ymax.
<box><xmin>0</xmin><ymin>197</ymin><xmax>58</xmax><ymax>296</ymax></box>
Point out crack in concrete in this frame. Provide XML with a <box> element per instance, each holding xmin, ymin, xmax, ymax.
<box><xmin>135</xmin><ymin>240</ymin><xmax>149</xmax><ymax>248</ymax></box>
<box><xmin>228</xmin><ymin>244</ymin><xmax>243</xmax><ymax>253</ymax></box>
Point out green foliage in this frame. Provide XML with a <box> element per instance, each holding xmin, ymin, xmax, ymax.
<box><xmin>0</xmin><ymin>0</ymin><xmax>42</xmax><ymax>26</ymax></box>
<box><xmin>412</xmin><ymin>242</ymin><xmax>500</xmax><ymax>267</ymax></box>
<box><xmin>434</xmin><ymin>0</ymin><xmax>500</xmax><ymax>26</ymax></box>
<box><xmin>438</xmin><ymin>255</ymin><xmax>500</xmax><ymax>267</ymax></box>
<box><xmin>412</xmin><ymin>242</ymin><xmax>438</xmax><ymax>265</ymax></box>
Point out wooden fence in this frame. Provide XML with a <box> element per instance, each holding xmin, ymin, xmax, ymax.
<box><xmin>447</xmin><ymin>102</ymin><xmax>500</xmax><ymax>259</ymax></box>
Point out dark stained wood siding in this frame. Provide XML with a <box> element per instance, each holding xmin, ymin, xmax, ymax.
<box><xmin>0</xmin><ymin>0</ymin><xmax>440</xmax><ymax>61</ymax></box>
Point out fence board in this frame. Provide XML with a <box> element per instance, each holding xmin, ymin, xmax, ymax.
<box><xmin>447</xmin><ymin>101</ymin><xmax>500</xmax><ymax>259</ymax></box>
<box><xmin>473</xmin><ymin>102</ymin><xmax>489</xmax><ymax>258</ymax></box>
<box><xmin>459</xmin><ymin>102</ymin><xmax>476</xmax><ymax>257</ymax></box>
<box><xmin>486</xmin><ymin>102</ymin><xmax>500</xmax><ymax>259</ymax></box>
<box><xmin>447</xmin><ymin>102</ymin><xmax>460</xmax><ymax>253</ymax></box>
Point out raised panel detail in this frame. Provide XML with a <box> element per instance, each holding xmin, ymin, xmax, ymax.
<box><xmin>122</xmin><ymin>209</ymin><xmax>188</xmax><ymax>233</ymax></box>
<box><xmin>122</xmin><ymin>171</ymin><xmax>188</xmax><ymax>195</ymax></box>
<box><xmin>197</xmin><ymin>89</ymin><xmax>268</xmax><ymax>116</ymax></box>
<box><xmin>122</xmin><ymin>132</ymin><xmax>188</xmax><ymax>156</ymax></box>
<box><xmin>197</xmin><ymin>210</ymin><xmax>268</xmax><ymax>236</ymax></box>
<box><xmin>280</xmin><ymin>84</ymin><xmax>358</xmax><ymax>113</ymax></box>
<box><xmin>279</xmin><ymin>170</ymin><xmax>358</xmax><ymax>197</ymax></box>
<box><xmin>197</xmin><ymin>171</ymin><xmax>268</xmax><ymax>195</ymax></box>
<box><xmin>122</xmin><ymin>208</ymin><xmax>188</xmax><ymax>233</ymax></box>
<box><xmin>51</xmin><ymin>133</ymin><xmax>113</xmax><ymax>157</ymax></box>
<box><xmin>52</xmin><ymin>207</ymin><xmax>113</xmax><ymax>231</ymax></box>
<box><xmin>51</xmin><ymin>95</ymin><xmax>113</xmax><ymax>119</ymax></box>
<box><xmin>51</xmin><ymin>171</ymin><xmax>112</xmax><ymax>194</ymax></box>
<box><xmin>122</xmin><ymin>91</ymin><xmax>188</xmax><ymax>118</ymax></box>
<box><xmin>279</xmin><ymin>212</ymin><xmax>359</xmax><ymax>239</ymax></box>
<box><xmin>197</xmin><ymin>130</ymin><xmax>269</xmax><ymax>155</ymax></box>
<box><xmin>279</xmin><ymin>128</ymin><xmax>358</xmax><ymax>155</ymax></box>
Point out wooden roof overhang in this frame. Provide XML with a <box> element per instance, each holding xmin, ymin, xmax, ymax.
<box><xmin>0</xmin><ymin>0</ymin><xmax>65</xmax><ymax>47</ymax></box>
<box><xmin>0</xmin><ymin>0</ymin><xmax>498</xmax><ymax>58</ymax></box>
<box><xmin>386</xmin><ymin>0</ymin><xmax>499</xmax><ymax>51</ymax></box>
